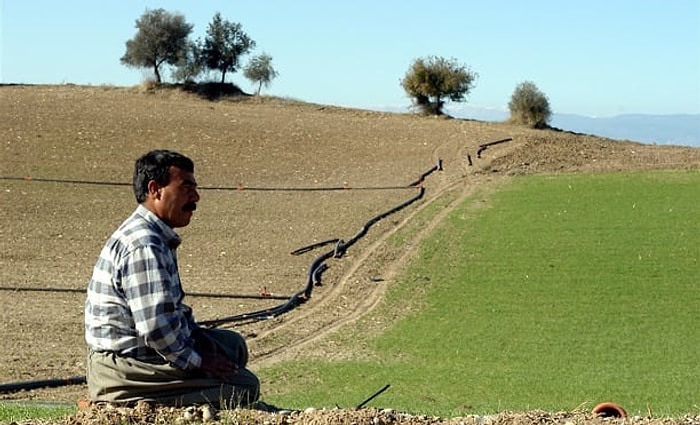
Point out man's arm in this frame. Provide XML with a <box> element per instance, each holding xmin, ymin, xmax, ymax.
<box><xmin>123</xmin><ymin>245</ymin><xmax>201</xmax><ymax>370</ymax></box>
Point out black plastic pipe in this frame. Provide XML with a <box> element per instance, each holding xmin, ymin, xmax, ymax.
<box><xmin>0</xmin><ymin>376</ymin><xmax>86</xmax><ymax>393</ymax></box>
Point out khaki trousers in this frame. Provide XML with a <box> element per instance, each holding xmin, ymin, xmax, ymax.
<box><xmin>87</xmin><ymin>328</ymin><xmax>260</xmax><ymax>408</ymax></box>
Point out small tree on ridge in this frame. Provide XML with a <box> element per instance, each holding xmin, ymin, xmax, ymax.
<box><xmin>244</xmin><ymin>53</ymin><xmax>279</xmax><ymax>95</ymax></box>
<box><xmin>172</xmin><ymin>39</ymin><xmax>204</xmax><ymax>84</ymax></box>
<box><xmin>201</xmin><ymin>12</ymin><xmax>256</xmax><ymax>84</ymax></box>
<box><xmin>401</xmin><ymin>56</ymin><xmax>477</xmax><ymax>115</ymax></box>
<box><xmin>508</xmin><ymin>81</ymin><xmax>552</xmax><ymax>128</ymax></box>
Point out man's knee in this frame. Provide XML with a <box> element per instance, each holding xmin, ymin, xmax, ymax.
<box><xmin>204</xmin><ymin>328</ymin><xmax>249</xmax><ymax>366</ymax></box>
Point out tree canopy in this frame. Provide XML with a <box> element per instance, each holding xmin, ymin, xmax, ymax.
<box><xmin>120</xmin><ymin>8</ymin><xmax>193</xmax><ymax>84</ymax></box>
<box><xmin>201</xmin><ymin>12</ymin><xmax>256</xmax><ymax>84</ymax></box>
<box><xmin>243</xmin><ymin>53</ymin><xmax>279</xmax><ymax>95</ymax></box>
<box><xmin>171</xmin><ymin>40</ymin><xmax>204</xmax><ymax>84</ymax></box>
<box><xmin>401</xmin><ymin>56</ymin><xmax>478</xmax><ymax>115</ymax></box>
<box><xmin>508</xmin><ymin>81</ymin><xmax>552</xmax><ymax>128</ymax></box>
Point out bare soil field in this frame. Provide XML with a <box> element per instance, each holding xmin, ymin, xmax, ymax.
<box><xmin>1</xmin><ymin>84</ymin><xmax>699</xmax><ymax>424</ymax></box>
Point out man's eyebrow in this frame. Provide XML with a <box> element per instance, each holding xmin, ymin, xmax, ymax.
<box><xmin>182</xmin><ymin>178</ymin><xmax>198</xmax><ymax>186</ymax></box>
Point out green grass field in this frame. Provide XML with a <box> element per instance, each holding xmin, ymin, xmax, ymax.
<box><xmin>259</xmin><ymin>170</ymin><xmax>700</xmax><ymax>417</ymax></box>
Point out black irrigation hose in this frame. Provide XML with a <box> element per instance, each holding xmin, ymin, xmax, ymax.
<box><xmin>311</xmin><ymin>263</ymin><xmax>329</xmax><ymax>286</ymax></box>
<box><xmin>199</xmin><ymin>160</ymin><xmax>440</xmax><ymax>328</ymax></box>
<box><xmin>0</xmin><ymin>286</ymin><xmax>85</xmax><ymax>295</ymax></box>
<box><xmin>407</xmin><ymin>159</ymin><xmax>442</xmax><ymax>187</ymax></box>
<box><xmin>198</xmin><ymin>292</ymin><xmax>308</xmax><ymax>327</ymax></box>
<box><xmin>0</xmin><ymin>286</ymin><xmax>290</xmax><ymax>301</ymax></box>
<box><xmin>0</xmin><ymin>176</ymin><xmax>129</xmax><ymax>187</ymax></box>
<box><xmin>476</xmin><ymin>137</ymin><xmax>513</xmax><ymax>158</ymax></box>
<box><xmin>0</xmin><ymin>376</ymin><xmax>86</xmax><ymax>394</ymax></box>
<box><xmin>356</xmin><ymin>384</ymin><xmax>391</xmax><ymax>409</ymax></box>
<box><xmin>200</xmin><ymin>184</ymin><xmax>429</xmax><ymax>328</ymax></box>
<box><xmin>206</xmin><ymin>185</ymin><xmax>412</xmax><ymax>192</ymax></box>
<box><xmin>344</xmin><ymin>186</ymin><xmax>425</xmax><ymax>252</ymax></box>
<box><xmin>290</xmin><ymin>238</ymin><xmax>341</xmax><ymax>256</ymax></box>
<box><xmin>200</xmin><ymin>181</ymin><xmax>425</xmax><ymax>328</ymax></box>
<box><xmin>302</xmin><ymin>246</ymin><xmax>340</xmax><ymax>297</ymax></box>
<box><xmin>0</xmin><ymin>176</ymin><xmax>413</xmax><ymax>192</ymax></box>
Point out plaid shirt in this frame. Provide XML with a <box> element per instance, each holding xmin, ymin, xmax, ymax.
<box><xmin>85</xmin><ymin>205</ymin><xmax>202</xmax><ymax>370</ymax></box>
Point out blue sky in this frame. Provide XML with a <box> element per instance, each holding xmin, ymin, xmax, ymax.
<box><xmin>1</xmin><ymin>0</ymin><xmax>699</xmax><ymax>117</ymax></box>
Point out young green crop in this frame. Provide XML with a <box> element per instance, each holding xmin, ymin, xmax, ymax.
<box><xmin>260</xmin><ymin>171</ymin><xmax>700</xmax><ymax>417</ymax></box>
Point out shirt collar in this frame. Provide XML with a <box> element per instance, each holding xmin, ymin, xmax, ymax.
<box><xmin>135</xmin><ymin>204</ymin><xmax>182</xmax><ymax>250</ymax></box>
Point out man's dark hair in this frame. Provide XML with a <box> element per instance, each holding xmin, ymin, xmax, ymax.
<box><xmin>133</xmin><ymin>150</ymin><xmax>195</xmax><ymax>203</ymax></box>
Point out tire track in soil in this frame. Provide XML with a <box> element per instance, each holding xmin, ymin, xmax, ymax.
<box><xmin>249</xmin><ymin>137</ymin><xmax>509</xmax><ymax>367</ymax></box>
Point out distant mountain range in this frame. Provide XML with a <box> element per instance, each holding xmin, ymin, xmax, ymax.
<box><xmin>549</xmin><ymin>113</ymin><xmax>699</xmax><ymax>147</ymax></box>
<box><xmin>381</xmin><ymin>104</ymin><xmax>700</xmax><ymax>147</ymax></box>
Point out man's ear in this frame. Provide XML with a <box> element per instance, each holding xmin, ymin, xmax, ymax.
<box><xmin>147</xmin><ymin>180</ymin><xmax>161</xmax><ymax>199</ymax></box>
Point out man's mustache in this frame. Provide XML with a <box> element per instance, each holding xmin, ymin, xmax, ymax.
<box><xmin>183</xmin><ymin>202</ymin><xmax>197</xmax><ymax>212</ymax></box>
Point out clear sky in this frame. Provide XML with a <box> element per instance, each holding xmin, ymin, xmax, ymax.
<box><xmin>2</xmin><ymin>0</ymin><xmax>699</xmax><ymax>117</ymax></box>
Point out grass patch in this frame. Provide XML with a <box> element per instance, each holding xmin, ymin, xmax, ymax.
<box><xmin>0</xmin><ymin>402</ymin><xmax>75</xmax><ymax>422</ymax></box>
<box><xmin>259</xmin><ymin>171</ymin><xmax>700</xmax><ymax>416</ymax></box>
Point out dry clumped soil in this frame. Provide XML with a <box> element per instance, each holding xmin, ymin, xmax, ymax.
<box><xmin>1</xmin><ymin>84</ymin><xmax>699</xmax><ymax>424</ymax></box>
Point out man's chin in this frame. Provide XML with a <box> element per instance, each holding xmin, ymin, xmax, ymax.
<box><xmin>171</xmin><ymin>213</ymin><xmax>193</xmax><ymax>228</ymax></box>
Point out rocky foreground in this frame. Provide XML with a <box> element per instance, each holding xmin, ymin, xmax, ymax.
<box><xmin>22</xmin><ymin>401</ymin><xmax>694</xmax><ymax>425</ymax></box>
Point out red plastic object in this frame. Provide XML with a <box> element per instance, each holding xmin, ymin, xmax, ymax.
<box><xmin>592</xmin><ymin>402</ymin><xmax>627</xmax><ymax>418</ymax></box>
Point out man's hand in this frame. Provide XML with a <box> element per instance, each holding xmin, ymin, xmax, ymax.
<box><xmin>192</xmin><ymin>328</ymin><xmax>239</xmax><ymax>381</ymax></box>
<box><xmin>199</xmin><ymin>349</ymin><xmax>239</xmax><ymax>381</ymax></box>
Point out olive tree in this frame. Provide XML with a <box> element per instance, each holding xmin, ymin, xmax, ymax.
<box><xmin>201</xmin><ymin>12</ymin><xmax>256</xmax><ymax>84</ymax></box>
<box><xmin>401</xmin><ymin>56</ymin><xmax>477</xmax><ymax>115</ymax></box>
<box><xmin>508</xmin><ymin>81</ymin><xmax>552</xmax><ymax>128</ymax></box>
<box><xmin>120</xmin><ymin>8</ymin><xmax>193</xmax><ymax>84</ymax></box>
<box><xmin>172</xmin><ymin>40</ymin><xmax>204</xmax><ymax>84</ymax></box>
<box><xmin>243</xmin><ymin>53</ymin><xmax>279</xmax><ymax>95</ymax></box>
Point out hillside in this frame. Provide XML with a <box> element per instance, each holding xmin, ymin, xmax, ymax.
<box><xmin>1</xmin><ymin>85</ymin><xmax>699</xmax><ymax>424</ymax></box>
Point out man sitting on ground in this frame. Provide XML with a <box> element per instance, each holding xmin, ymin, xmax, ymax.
<box><xmin>85</xmin><ymin>149</ymin><xmax>260</xmax><ymax>407</ymax></box>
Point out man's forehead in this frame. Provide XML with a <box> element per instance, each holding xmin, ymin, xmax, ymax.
<box><xmin>169</xmin><ymin>166</ymin><xmax>197</xmax><ymax>183</ymax></box>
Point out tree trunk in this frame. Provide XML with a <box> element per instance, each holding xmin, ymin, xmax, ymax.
<box><xmin>256</xmin><ymin>81</ymin><xmax>262</xmax><ymax>96</ymax></box>
<box><xmin>154</xmin><ymin>65</ymin><xmax>162</xmax><ymax>84</ymax></box>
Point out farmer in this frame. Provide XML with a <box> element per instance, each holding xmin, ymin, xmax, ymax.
<box><xmin>84</xmin><ymin>149</ymin><xmax>260</xmax><ymax>407</ymax></box>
